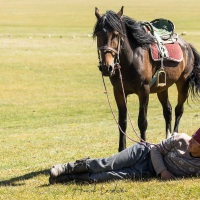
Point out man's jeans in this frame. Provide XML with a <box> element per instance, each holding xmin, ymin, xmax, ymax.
<box><xmin>85</xmin><ymin>142</ymin><xmax>156</xmax><ymax>182</ymax></box>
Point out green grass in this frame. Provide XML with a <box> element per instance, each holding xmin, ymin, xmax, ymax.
<box><xmin>0</xmin><ymin>0</ymin><xmax>200</xmax><ymax>199</ymax></box>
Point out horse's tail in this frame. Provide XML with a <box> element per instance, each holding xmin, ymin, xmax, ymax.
<box><xmin>188</xmin><ymin>44</ymin><xmax>200</xmax><ymax>101</ymax></box>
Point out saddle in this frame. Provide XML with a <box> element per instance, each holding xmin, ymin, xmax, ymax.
<box><xmin>142</xmin><ymin>18</ymin><xmax>182</xmax><ymax>62</ymax></box>
<box><xmin>149</xmin><ymin>18</ymin><xmax>178</xmax><ymax>42</ymax></box>
<box><xmin>142</xmin><ymin>19</ymin><xmax>183</xmax><ymax>87</ymax></box>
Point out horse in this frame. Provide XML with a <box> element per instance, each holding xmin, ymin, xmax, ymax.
<box><xmin>93</xmin><ymin>7</ymin><xmax>200</xmax><ymax>152</ymax></box>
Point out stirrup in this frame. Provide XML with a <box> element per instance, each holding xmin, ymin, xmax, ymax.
<box><xmin>157</xmin><ymin>69</ymin><xmax>166</xmax><ymax>87</ymax></box>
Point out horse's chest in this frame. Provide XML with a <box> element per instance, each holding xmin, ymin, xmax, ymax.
<box><xmin>110</xmin><ymin>76</ymin><xmax>137</xmax><ymax>94</ymax></box>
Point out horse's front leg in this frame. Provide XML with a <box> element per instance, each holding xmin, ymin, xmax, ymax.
<box><xmin>114</xmin><ymin>88</ymin><xmax>127</xmax><ymax>152</ymax></box>
<box><xmin>137</xmin><ymin>86</ymin><xmax>150</xmax><ymax>141</ymax></box>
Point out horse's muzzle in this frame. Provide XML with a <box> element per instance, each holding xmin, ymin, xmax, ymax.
<box><xmin>99</xmin><ymin>64</ymin><xmax>115</xmax><ymax>77</ymax></box>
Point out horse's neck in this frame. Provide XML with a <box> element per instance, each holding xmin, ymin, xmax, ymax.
<box><xmin>120</xmin><ymin>38</ymin><xmax>135</xmax><ymax>66</ymax></box>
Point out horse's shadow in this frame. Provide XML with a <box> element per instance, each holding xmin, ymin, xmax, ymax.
<box><xmin>0</xmin><ymin>169</ymin><xmax>49</xmax><ymax>187</ymax></box>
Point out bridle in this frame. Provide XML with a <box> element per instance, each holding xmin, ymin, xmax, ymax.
<box><xmin>97</xmin><ymin>32</ymin><xmax>122</xmax><ymax>75</ymax></box>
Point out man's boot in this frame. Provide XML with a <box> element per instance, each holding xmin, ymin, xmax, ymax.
<box><xmin>49</xmin><ymin>172</ymin><xmax>90</xmax><ymax>184</ymax></box>
<box><xmin>50</xmin><ymin>157</ymin><xmax>90</xmax><ymax>178</ymax></box>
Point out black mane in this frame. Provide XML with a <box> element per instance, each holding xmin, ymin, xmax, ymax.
<box><xmin>93</xmin><ymin>10</ymin><xmax>124</xmax><ymax>37</ymax></box>
<box><xmin>93</xmin><ymin>10</ymin><xmax>155</xmax><ymax>48</ymax></box>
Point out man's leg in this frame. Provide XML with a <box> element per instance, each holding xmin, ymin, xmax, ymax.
<box><xmin>87</xmin><ymin>142</ymin><xmax>151</xmax><ymax>172</ymax></box>
<box><xmin>50</xmin><ymin>142</ymin><xmax>152</xmax><ymax>178</ymax></box>
<box><xmin>50</xmin><ymin>157</ymin><xmax>89</xmax><ymax>177</ymax></box>
<box><xmin>50</xmin><ymin>149</ymin><xmax>155</xmax><ymax>184</ymax></box>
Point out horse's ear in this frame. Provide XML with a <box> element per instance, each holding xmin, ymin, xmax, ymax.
<box><xmin>95</xmin><ymin>7</ymin><xmax>101</xmax><ymax>19</ymax></box>
<box><xmin>117</xmin><ymin>6</ymin><xmax>124</xmax><ymax>18</ymax></box>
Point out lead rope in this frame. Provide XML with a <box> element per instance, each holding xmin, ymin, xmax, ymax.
<box><xmin>102</xmin><ymin>72</ymin><xmax>157</xmax><ymax>150</ymax></box>
<box><xmin>117</xmin><ymin>65</ymin><xmax>145</xmax><ymax>142</ymax></box>
<box><xmin>118</xmin><ymin>67</ymin><xmax>157</xmax><ymax>146</ymax></box>
<box><xmin>101</xmin><ymin>73</ymin><xmax>156</xmax><ymax>149</ymax></box>
<box><xmin>101</xmin><ymin>74</ymin><xmax>139</xmax><ymax>144</ymax></box>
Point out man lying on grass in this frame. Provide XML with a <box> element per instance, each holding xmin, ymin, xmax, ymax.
<box><xmin>49</xmin><ymin>128</ymin><xmax>200</xmax><ymax>184</ymax></box>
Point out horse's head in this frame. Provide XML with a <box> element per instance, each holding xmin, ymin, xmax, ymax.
<box><xmin>93</xmin><ymin>7</ymin><xmax>125</xmax><ymax>77</ymax></box>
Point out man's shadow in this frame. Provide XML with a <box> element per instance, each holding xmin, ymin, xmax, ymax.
<box><xmin>0</xmin><ymin>169</ymin><xmax>49</xmax><ymax>187</ymax></box>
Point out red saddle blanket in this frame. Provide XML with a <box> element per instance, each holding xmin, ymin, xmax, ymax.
<box><xmin>150</xmin><ymin>42</ymin><xmax>183</xmax><ymax>62</ymax></box>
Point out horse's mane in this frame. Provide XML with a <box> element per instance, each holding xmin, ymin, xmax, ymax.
<box><xmin>122</xmin><ymin>16</ymin><xmax>155</xmax><ymax>48</ymax></box>
<box><xmin>93</xmin><ymin>10</ymin><xmax>155</xmax><ymax>48</ymax></box>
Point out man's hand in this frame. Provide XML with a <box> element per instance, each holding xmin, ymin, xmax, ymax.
<box><xmin>160</xmin><ymin>170</ymin><xmax>176</xmax><ymax>180</ymax></box>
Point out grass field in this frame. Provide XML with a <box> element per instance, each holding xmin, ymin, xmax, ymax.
<box><xmin>0</xmin><ymin>0</ymin><xmax>200</xmax><ymax>199</ymax></box>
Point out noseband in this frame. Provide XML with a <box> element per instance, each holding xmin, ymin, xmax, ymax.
<box><xmin>98</xmin><ymin>45</ymin><xmax>119</xmax><ymax>55</ymax></box>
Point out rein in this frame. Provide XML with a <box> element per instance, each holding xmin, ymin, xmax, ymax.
<box><xmin>101</xmin><ymin>63</ymin><xmax>146</xmax><ymax>144</ymax></box>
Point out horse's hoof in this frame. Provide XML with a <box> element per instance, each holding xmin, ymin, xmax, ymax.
<box><xmin>171</xmin><ymin>132</ymin><xmax>178</xmax><ymax>136</ymax></box>
<box><xmin>166</xmin><ymin>133</ymin><xmax>172</xmax><ymax>139</ymax></box>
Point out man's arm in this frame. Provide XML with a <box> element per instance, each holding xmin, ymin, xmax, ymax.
<box><xmin>160</xmin><ymin>169</ymin><xmax>176</xmax><ymax>180</ymax></box>
<box><xmin>150</xmin><ymin>137</ymin><xmax>176</xmax><ymax>180</ymax></box>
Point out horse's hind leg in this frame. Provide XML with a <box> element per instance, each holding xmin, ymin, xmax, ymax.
<box><xmin>173</xmin><ymin>80</ymin><xmax>189</xmax><ymax>133</ymax></box>
<box><xmin>157</xmin><ymin>90</ymin><xmax>172</xmax><ymax>138</ymax></box>
<box><xmin>137</xmin><ymin>87</ymin><xmax>150</xmax><ymax>141</ymax></box>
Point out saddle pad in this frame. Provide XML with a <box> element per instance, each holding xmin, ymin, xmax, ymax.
<box><xmin>150</xmin><ymin>42</ymin><xmax>183</xmax><ymax>62</ymax></box>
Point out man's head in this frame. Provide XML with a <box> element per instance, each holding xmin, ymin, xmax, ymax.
<box><xmin>192</xmin><ymin>128</ymin><xmax>200</xmax><ymax>143</ymax></box>
<box><xmin>188</xmin><ymin>128</ymin><xmax>200</xmax><ymax>157</ymax></box>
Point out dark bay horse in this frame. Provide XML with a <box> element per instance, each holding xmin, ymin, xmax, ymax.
<box><xmin>93</xmin><ymin>7</ymin><xmax>200</xmax><ymax>151</ymax></box>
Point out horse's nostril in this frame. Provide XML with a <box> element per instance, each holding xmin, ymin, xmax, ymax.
<box><xmin>109</xmin><ymin>66</ymin><xmax>113</xmax><ymax>72</ymax></box>
<box><xmin>100</xmin><ymin>64</ymin><xmax>115</xmax><ymax>76</ymax></box>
